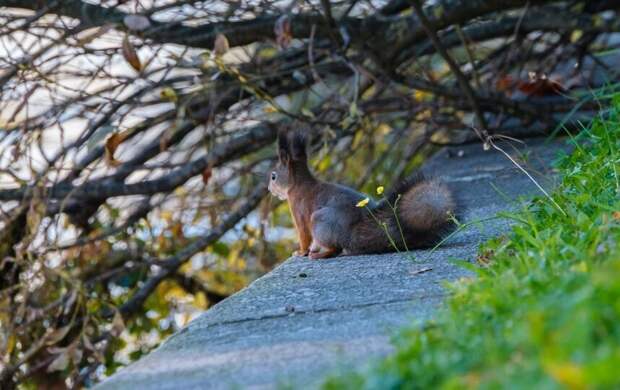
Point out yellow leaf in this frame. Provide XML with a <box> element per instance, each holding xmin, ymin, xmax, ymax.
<box><xmin>164</xmin><ymin>284</ymin><xmax>187</xmax><ymax>300</ymax></box>
<box><xmin>264</xmin><ymin>104</ymin><xmax>277</xmax><ymax>113</ymax></box>
<box><xmin>160</xmin><ymin>210</ymin><xmax>173</xmax><ymax>222</ymax></box>
<box><xmin>6</xmin><ymin>334</ymin><xmax>16</xmax><ymax>355</ymax></box>
<box><xmin>376</xmin><ymin>186</ymin><xmax>384</xmax><ymax>195</ymax></box>
<box><xmin>160</xmin><ymin>87</ymin><xmax>177</xmax><ymax>102</ymax></box>
<box><xmin>546</xmin><ymin>362</ymin><xmax>586</xmax><ymax>390</ymax></box>
<box><xmin>413</xmin><ymin>89</ymin><xmax>431</xmax><ymax>101</ymax></box>
<box><xmin>377</xmin><ymin>123</ymin><xmax>391</xmax><ymax>135</ymax></box>
<box><xmin>174</xmin><ymin>187</ymin><xmax>188</xmax><ymax>196</ymax></box>
<box><xmin>122</xmin><ymin>35</ymin><xmax>141</xmax><ymax>72</ymax></box>
<box><xmin>317</xmin><ymin>156</ymin><xmax>331</xmax><ymax>172</ymax></box>
<box><xmin>194</xmin><ymin>292</ymin><xmax>208</xmax><ymax>309</ymax></box>
<box><xmin>351</xmin><ymin>131</ymin><xmax>364</xmax><ymax>149</ymax></box>
<box><xmin>301</xmin><ymin>108</ymin><xmax>314</xmax><ymax>118</ymax></box>
<box><xmin>256</xmin><ymin>46</ymin><xmax>278</xmax><ymax>60</ymax></box>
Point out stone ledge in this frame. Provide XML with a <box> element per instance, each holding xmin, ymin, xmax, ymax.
<box><xmin>97</xmin><ymin>137</ymin><xmax>570</xmax><ymax>390</ymax></box>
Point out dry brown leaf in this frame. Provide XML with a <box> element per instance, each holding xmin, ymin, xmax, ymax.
<box><xmin>104</xmin><ymin>130</ymin><xmax>132</xmax><ymax>167</ymax></box>
<box><xmin>111</xmin><ymin>310</ymin><xmax>125</xmax><ymax>336</ymax></box>
<box><xmin>76</xmin><ymin>24</ymin><xmax>114</xmax><ymax>46</ymax></box>
<box><xmin>496</xmin><ymin>73</ymin><xmax>565</xmax><ymax>97</ymax></box>
<box><xmin>159</xmin><ymin>127</ymin><xmax>174</xmax><ymax>152</ymax></box>
<box><xmin>477</xmin><ymin>249</ymin><xmax>494</xmax><ymax>266</ymax></box>
<box><xmin>171</xmin><ymin>222</ymin><xmax>185</xmax><ymax>241</ymax></box>
<box><xmin>214</xmin><ymin>33</ymin><xmax>229</xmax><ymax>56</ymax></box>
<box><xmin>122</xmin><ymin>35</ymin><xmax>141</xmax><ymax>72</ymax></box>
<box><xmin>202</xmin><ymin>167</ymin><xmax>212</xmax><ymax>184</ymax></box>
<box><xmin>45</xmin><ymin>324</ymin><xmax>72</xmax><ymax>345</ymax></box>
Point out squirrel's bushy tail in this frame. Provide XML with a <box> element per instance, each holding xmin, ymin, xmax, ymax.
<box><xmin>349</xmin><ymin>173</ymin><xmax>457</xmax><ymax>254</ymax></box>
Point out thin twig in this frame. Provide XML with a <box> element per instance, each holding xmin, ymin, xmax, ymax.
<box><xmin>488</xmin><ymin>139</ymin><xmax>567</xmax><ymax>216</ymax></box>
<box><xmin>410</xmin><ymin>0</ymin><xmax>488</xmax><ymax>137</ymax></box>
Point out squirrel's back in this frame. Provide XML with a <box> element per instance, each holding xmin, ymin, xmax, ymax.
<box><xmin>269</xmin><ymin>126</ymin><xmax>457</xmax><ymax>258</ymax></box>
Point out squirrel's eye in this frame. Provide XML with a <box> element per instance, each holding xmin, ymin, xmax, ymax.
<box><xmin>271</xmin><ymin>172</ymin><xmax>277</xmax><ymax>181</ymax></box>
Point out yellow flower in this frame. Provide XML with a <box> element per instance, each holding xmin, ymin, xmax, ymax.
<box><xmin>376</xmin><ymin>186</ymin><xmax>384</xmax><ymax>195</ymax></box>
<box><xmin>356</xmin><ymin>197</ymin><xmax>369</xmax><ymax>208</ymax></box>
<box><xmin>160</xmin><ymin>87</ymin><xmax>177</xmax><ymax>102</ymax></box>
<box><xmin>263</xmin><ymin>105</ymin><xmax>277</xmax><ymax>113</ymax></box>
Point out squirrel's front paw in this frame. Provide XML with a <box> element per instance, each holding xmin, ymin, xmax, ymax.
<box><xmin>293</xmin><ymin>249</ymin><xmax>309</xmax><ymax>257</ymax></box>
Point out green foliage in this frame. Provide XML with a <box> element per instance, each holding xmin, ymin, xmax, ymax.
<box><xmin>324</xmin><ymin>96</ymin><xmax>620</xmax><ymax>389</ymax></box>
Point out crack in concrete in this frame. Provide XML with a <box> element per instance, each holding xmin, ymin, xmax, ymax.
<box><xmin>178</xmin><ymin>292</ymin><xmax>449</xmax><ymax>334</ymax></box>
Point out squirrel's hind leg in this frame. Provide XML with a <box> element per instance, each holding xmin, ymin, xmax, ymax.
<box><xmin>309</xmin><ymin>207</ymin><xmax>344</xmax><ymax>259</ymax></box>
<box><xmin>309</xmin><ymin>240</ymin><xmax>340</xmax><ymax>259</ymax></box>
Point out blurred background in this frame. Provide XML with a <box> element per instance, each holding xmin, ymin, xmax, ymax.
<box><xmin>0</xmin><ymin>0</ymin><xmax>619</xmax><ymax>388</ymax></box>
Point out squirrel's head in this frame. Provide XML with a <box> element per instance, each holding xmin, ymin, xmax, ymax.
<box><xmin>268</xmin><ymin>127</ymin><xmax>308</xmax><ymax>200</ymax></box>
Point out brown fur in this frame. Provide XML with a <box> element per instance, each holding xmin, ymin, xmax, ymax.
<box><xmin>268</xmin><ymin>126</ymin><xmax>457</xmax><ymax>259</ymax></box>
<box><xmin>287</xmin><ymin>182</ymin><xmax>318</xmax><ymax>255</ymax></box>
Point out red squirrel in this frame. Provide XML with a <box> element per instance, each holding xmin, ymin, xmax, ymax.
<box><xmin>268</xmin><ymin>128</ymin><xmax>457</xmax><ymax>259</ymax></box>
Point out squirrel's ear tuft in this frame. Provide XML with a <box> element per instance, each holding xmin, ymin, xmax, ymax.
<box><xmin>277</xmin><ymin>121</ymin><xmax>309</xmax><ymax>164</ymax></box>
<box><xmin>289</xmin><ymin>131</ymin><xmax>307</xmax><ymax>161</ymax></box>
<box><xmin>277</xmin><ymin>128</ymin><xmax>290</xmax><ymax>164</ymax></box>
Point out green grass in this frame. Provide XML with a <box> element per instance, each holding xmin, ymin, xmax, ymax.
<box><xmin>323</xmin><ymin>95</ymin><xmax>620</xmax><ymax>389</ymax></box>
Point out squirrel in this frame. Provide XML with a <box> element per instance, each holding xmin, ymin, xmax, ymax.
<box><xmin>268</xmin><ymin>128</ymin><xmax>457</xmax><ymax>259</ymax></box>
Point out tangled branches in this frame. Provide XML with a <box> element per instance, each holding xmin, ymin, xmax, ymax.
<box><xmin>0</xmin><ymin>0</ymin><xmax>619</xmax><ymax>387</ymax></box>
